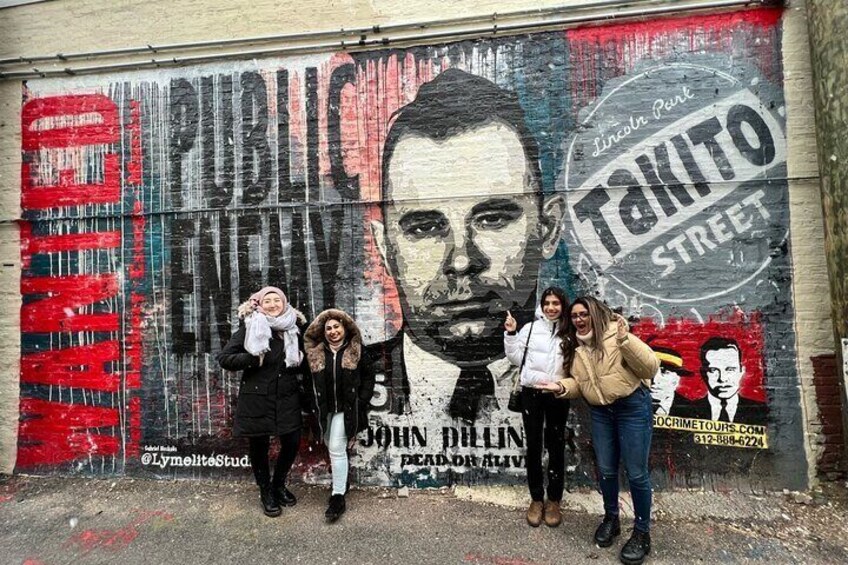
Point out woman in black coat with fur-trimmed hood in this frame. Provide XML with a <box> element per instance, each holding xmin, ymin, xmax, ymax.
<box><xmin>217</xmin><ymin>286</ymin><xmax>306</xmax><ymax>518</ymax></box>
<box><xmin>303</xmin><ymin>308</ymin><xmax>375</xmax><ymax>523</ymax></box>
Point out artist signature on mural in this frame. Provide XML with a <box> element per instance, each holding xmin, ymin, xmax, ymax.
<box><xmin>140</xmin><ymin>452</ymin><xmax>250</xmax><ymax>469</ymax></box>
<box><xmin>141</xmin><ymin>445</ymin><xmax>177</xmax><ymax>453</ymax></box>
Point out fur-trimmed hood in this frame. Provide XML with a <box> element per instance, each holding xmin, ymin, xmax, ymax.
<box><xmin>304</xmin><ymin>309</ymin><xmax>363</xmax><ymax>373</ymax></box>
<box><xmin>236</xmin><ymin>299</ymin><xmax>306</xmax><ymax>324</ymax></box>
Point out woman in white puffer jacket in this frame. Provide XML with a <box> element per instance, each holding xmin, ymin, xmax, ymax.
<box><xmin>504</xmin><ymin>286</ymin><xmax>570</xmax><ymax>529</ymax></box>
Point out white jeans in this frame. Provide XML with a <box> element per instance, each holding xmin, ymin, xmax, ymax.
<box><xmin>325</xmin><ymin>412</ymin><xmax>348</xmax><ymax>496</ymax></box>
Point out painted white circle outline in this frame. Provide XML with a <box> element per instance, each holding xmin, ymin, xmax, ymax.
<box><xmin>562</xmin><ymin>62</ymin><xmax>779</xmax><ymax>304</ymax></box>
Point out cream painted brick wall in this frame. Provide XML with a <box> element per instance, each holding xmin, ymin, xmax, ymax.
<box><xmin>0</xmin><ymin>0</ymin><xmax>589</xmax><ymax>60</ymax></box>
<box><xmin>783</xmin><ymin>0</ymin><xmax>835</xmax><ymax>486</ymax></box>
<box><xmin>0</xmin><ymin>78</ymin><xmax>21</xmax><ymax>473</ymax></box>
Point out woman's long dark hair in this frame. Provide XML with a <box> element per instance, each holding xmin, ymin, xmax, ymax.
<box><xmin>559</xmin><ymin>296</ymin><xmax>616</xmax><ymax>376</ymax></box>
<box><xmin>539</xmin><ymin>286</ymin><xmax>569</xmax><ymax>323</ymax></box>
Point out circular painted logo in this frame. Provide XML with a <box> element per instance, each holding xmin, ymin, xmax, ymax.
<box><xmin>560</xmin><ymin>62</ymin><xmax>786</xmax><ymax>303</ymax></box>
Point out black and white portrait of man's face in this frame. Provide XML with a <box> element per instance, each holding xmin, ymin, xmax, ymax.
<box><xmin>704</xmin><ymin>345</ymin><xmax>745</xmax><ymax>401</ymax></box>
<box><xmin>373</xmin><ymin>120</ymin><xmax>564</xmax><ymax>366</ymax></box>
<box><xmin>651</xmin><ymin>366</ymin><xmax>681</xmax><ymax>406</ymax></box>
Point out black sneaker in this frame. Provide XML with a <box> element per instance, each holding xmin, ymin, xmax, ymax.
<box><xmin>594</xmin><ymin>514</ymin><xmax>621</xmax><ymax>548</ymax></box>
<box><xmin>273</xmin><ymin>485</ymin><xmax>297</xmax><ymax>507</ymax></box>
<box><xmin>619</xmin><ymin>529</ymin><xmax>651</xmax><ymax>565</ymax></box>
<box><xmin>325</xmin><ymin>494</ymin><xmax>346</xmax><ymax>523</ymax></box>
<box><xmin>259</xmin><ymin>486</ymin><xmax>282</xmax><ymax>517</ymax></box>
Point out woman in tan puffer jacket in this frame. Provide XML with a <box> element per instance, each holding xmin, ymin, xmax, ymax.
<box><xmin>537</xmin><ymin>296</ymin><xmax>658</xmax><ymax>565</ymax></box>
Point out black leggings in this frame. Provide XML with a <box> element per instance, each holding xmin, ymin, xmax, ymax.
<box><xmin>522</xmin><ymin>388</ymin><xmax>569</xmax><ymax>502</ymax></box>
<box><xmin>247</xmin><ymin>429</ymin><xmax>302</xmax><ymax>488</ymax></box>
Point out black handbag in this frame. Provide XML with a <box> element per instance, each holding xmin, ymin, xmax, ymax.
<box><xmin>507</xmin><ymin>321</ymin><xmax>534</xmax><ymax>413</ymax></box>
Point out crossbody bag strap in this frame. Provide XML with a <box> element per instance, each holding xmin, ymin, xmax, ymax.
<box><xmin>514</xmin><ymin>321</ymin><xmax>535</xmax><ymax>391</ymax></box>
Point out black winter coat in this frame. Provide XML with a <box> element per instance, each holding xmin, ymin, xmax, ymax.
<box><xmin>303</xmin><ymin>309</ymin><xmax>376</xmax><ymax>440</ymax></box>
<box><xmin>217</xmin><ymin>326</ymin><xmax>305</xmax><ymax>437</ymax></box>
<box><xmin>304</xmin><ymin>344</ymin><xmax>375</xmax><ymax>439</ymax></box>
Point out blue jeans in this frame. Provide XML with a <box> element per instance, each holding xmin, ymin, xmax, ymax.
<box><xmin>589</xmin><ymin>386</ymin><xmax>653</xmax><ymax>532</ymax></box>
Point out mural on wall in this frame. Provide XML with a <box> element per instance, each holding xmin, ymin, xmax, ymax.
<box><xmin>17</xmin><ymin>7</ymin><xmax>806</xmax><ymax>488</ymax></box>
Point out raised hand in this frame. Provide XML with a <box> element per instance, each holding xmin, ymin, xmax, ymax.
<box><xmin>616</xmin><ymin>316</ymin><xmax>628</xmax><ymax>340</ymax></box>
<box><xmin>504</xmin><ymin>310</ymin><xmax>517</xmax><ymax>333</ymax></box>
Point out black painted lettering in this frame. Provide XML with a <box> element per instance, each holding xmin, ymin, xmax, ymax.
<box><xmin>611</xmin><ymin>169</ymin><xmax>657</xmax><ymax>236</ymax></box>
<box><xmin>670</xmin><ymin>134</ymin><xmax>711</xmax><ymax>197</ymax></box>
<box><xmin>573</xmin><ymin>185</ymin><xmax>619</xmax><ymax>256</ymax></box>
<box><xmin>240</xmin><ymin>72</ymin><xmax>272</xmax><ymax>206</ymax></box>
<box><xmin>686</xmin><ymin>116</ymin><xmax>735</xmax><ymax>181</ymax></box>
<box><xmin>199</xmin><ymin>213</ymin><xmax>233</xmax><ymax>351</ymax></box>
<box><xmin>726</xmin><ymin>104</ymin><xmax>775</xmax><ymax>166</ymax></box>
<box><xmin>200</xmin><ymin>75</ymin><xmax>234</xmax><ymax>207</ymax></box>
<box><xmin>288</xmin><ymin>204</ymin><xmax>311</xmax><ymax>318</ymax></box>
<box><xmin>327</xmin><ymin>63</ymin><xmax>360</xmax><ymax>201</ymax></box>
<box><xmin>276</xmin><ymin>69</ymin><xmax>293</xmax><ymax>200</ymax></box>
<box><xmin>266</xmin><ymin>208</ymin><xmax>291</xmax><ymax>309</ymax></box>
<box><xmin>636</xmin><ymin>144</ymin><xmax>694</xmax><ymax>217</ymax></box>
<box><xmin>235</xmin><ymin>211</ymin><xmax>264</xmax><ymax>295</ymax></box>
<box><xmin>169</xmin><ymin>218</ymin><xmax>196</xmax><ymax>353</ymax></box>
<box><xmin>169</xmin><ymin>78</ymin><xmax>199</xmax><ymax>209</ymax></box>
<box><xmin>310</xmin><ymin>207</ymin><xmax>344</xmax><ymax>309</ymax></box>
<box><xmin>306</xmin><ymin>67</ymin><xmax>319</xmax><ymax>201</ymax></box>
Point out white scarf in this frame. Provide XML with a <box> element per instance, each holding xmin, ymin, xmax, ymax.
<box><xmin>244</xmin><ymin>306</ymin><xmax>302</xmax><ymax>367</ymax></box>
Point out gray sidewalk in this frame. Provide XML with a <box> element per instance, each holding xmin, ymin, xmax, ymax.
<box><xmin>1</xmin><ymin>475</ymin><xmax>846</xmax><ymax>564</ymax></box>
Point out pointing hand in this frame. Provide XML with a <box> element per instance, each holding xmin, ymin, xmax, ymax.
<box><xmin>504</xmin><ymin>310</ymin><xmax>517</xmax><ymax>333</ymax></box>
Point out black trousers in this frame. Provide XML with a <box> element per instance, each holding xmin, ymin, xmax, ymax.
<box><xmin>247</xmin><ymin>429</ymin><xmax>302</xmax><ymax>488</ymax></box>
<box><xmin>521</xmin><ymin>387</ymin><xmax>570</xmax><ymax>502</ymax></box>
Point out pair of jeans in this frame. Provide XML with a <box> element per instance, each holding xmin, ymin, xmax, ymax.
<box><xmin>248</xmin><ymin>429</ymin><xmax>302</xmax><ymax>488</ymax></box>
<box><xmin>325</xmin><ymin>412</ymin><xmax>348</xmax><ymax>496</ymax></box>
<box><xmin>589</xmin><ymin>385</ymin><xmax>653</xmax><ymax>532</ymax></box>
<box><xmin>522</xmin><ymin>387</ymin><xmax>570</xmax><ymax>502</ymax></box>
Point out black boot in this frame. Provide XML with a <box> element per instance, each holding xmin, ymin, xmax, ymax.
<box><xmin>259</xmin><ymin>485</ymin><xmax>282</xmax><ymax>517</ymax></box>
<box><xmin>594</xmin><ymin>514</ymin><xmax>621</xmax><ymax>548</ymax></box>
<box><xmin>273</xmin><ymin>484</ymin><xmax>297</xmax><ymax>507</ymax></box>
<box><xmin>619</xmin><ymin>529</ymin><xmax>651</xmax><ymax>565</ymax></box>
<box><xmin>324</xmin><ymin>494</ymin><xmax>346</xmax><ymax>523</ymax></box>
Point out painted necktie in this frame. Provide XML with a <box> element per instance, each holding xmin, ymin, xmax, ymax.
<box><xmin>449</xmin><ymin>367</ymin><xmax>495</xmax><ymax>422</ymax></box>
<box><xmin>718</xmin><ymin>402</ymin><xmax>730</xmax><ymax>423</ymax></box>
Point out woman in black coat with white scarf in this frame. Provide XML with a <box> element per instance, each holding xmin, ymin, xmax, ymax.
<box><xmin>303</xmin><ymin>308</ymin><xmax>376</xmax><ymax>523</ymax></box>
<box><xmin>217</xmin><ymin>286</ymin><xmax>306</xmax><ymax>518</ymax></box>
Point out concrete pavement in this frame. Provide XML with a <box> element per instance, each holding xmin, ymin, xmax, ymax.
<box><xmin>1</xmin><ymin>475</ymin><xmax>847</xmax><ymax>564</ymax></box>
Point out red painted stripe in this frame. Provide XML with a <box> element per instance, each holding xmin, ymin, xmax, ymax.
<box><xmin>20</xmin><ymin>341</ymin><xmax>121</xmax><ymax>392</ymax></box>
<box><xmin>21</xmin><ymin>94</ymin><xmax>119</xmax><ymax>151</ymax></box>
<box><xmin>21</xmin><ymin>154</ymin><xmax>121</xmax><ymax>210</ymax></box>
<box><xmin>21</xmin><ymin>274</ymin><xmax>120</xmax><ymax>333</ymax></box>
<box><xmin>17</xmin><ymin>398</ymin><xmax>120</xmax><ymax>467</ymax></box>
<box><xmin>128</xmin><ymin>100</ymin><xmax>143</xmax><ymax>185</ymax></box>
<box><xmin>566</xmin><ymin>7</ymin><xmax>782</xmax><ymax>44</ymax></box>
<box><xmin>20</xmin><ymin>223</ymin><xmax>121</xmax><ymax>269</ymax></box>
<box><xmin>125</xmin><ymin>294</ymin><xmax>145</xmax><ymax>390</ymax></box>
<box><xmin>126</xmin><ymin>397</ymin><xmax>142</xmax><ymax>458</ymax></box>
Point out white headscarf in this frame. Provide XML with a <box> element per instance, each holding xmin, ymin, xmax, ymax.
<box><xmin>243</xmin><ymin>286</ymin><xmax>302</xmax><ymax>368</ymax></box>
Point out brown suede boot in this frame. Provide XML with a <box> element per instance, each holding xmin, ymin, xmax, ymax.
<box><xmin>544</xmin><ymin>500</ymin><xmax>562</xmax><ymax>527</ymax></box>
<box><xmin>526</xmin><ymin>500</ymin><xmax>544</xmax><ymax>527</ymax></box>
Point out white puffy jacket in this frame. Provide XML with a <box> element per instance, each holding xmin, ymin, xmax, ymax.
<box><xmin>504</xmin><ymin>306</ymin><xmax>565</xmax><ymax>387</ymax></box>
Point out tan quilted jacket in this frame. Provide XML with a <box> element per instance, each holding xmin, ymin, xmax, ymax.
<box><xmin>555</xmin><ymin>318</ymin><xmax>658</xmax><ymax>406</ymax></box>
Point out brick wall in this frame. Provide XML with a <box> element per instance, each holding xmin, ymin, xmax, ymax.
<box><xmin>0</xmin><ymin>0</ymin><xmax>838</xmax><ymax>491</ymax></box>
<box><xmin>811</xmin><ymin>354</ymin><xmax>845</xmax><ymax>477</ymax></box>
